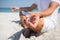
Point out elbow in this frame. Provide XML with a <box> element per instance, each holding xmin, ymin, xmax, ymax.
<box><xmin>51</xmin><ymin>2</ymin><xmax>59</xmax><ymax>9</ymax></box>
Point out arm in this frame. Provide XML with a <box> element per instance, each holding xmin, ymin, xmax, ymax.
<box><xmin>19</xmin><ymin>4</ymin><xmax>37</xmax><ymax>11</ymax></box>
<box><xmin>12</xmin><ymin>4</ymin><xmax>37</xmax><ymax>12</ymax></box>
<box><xmin>39</xmin><ymin>2</ymin><xmax>59</xmax><ymax>17</ymax></box>
<box><xmin>24</xmin><ymin>15</ymin><xmax>39</xmax><ymax>32</ymax></box>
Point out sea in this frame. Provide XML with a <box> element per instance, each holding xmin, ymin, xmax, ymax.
<box><xmin>0</xmin><ymin>0</ymin><xmax>60</xmax><ymax>13</ymax></box>
<box><xmin>0</xmin><ymin>8</ymin><xmax>60</xmax><ymax>13</ymax></box>
<box><xmin>0</xmin><ymin>8</ymin><xmax>38</xmax><ymax>12</ymax></box>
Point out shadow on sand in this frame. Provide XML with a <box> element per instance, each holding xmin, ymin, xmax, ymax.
<box><xmin>11</xmin><ymin>20</ymin><xmax>21</xmax><ymax>25</ymax></box>
<box><xmin>8</xmin><ymin>29</ymin><xmax>24</xmax><ymax>40</ymax></box>
<box><xmin>8</xmin><ymin>20</ymin><xmax>22</xmax><ymax>40</ymax></box>
<box><xmin>8</xmin><ymin>20</ymin><xmax>44</xmax><ymax>40</ymax></box>
<box><xmin>8</xmin><ymin>28</ymin><xmax>44</xmax><ymax>40</ymax></box>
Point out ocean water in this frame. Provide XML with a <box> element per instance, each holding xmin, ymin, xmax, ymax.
<box><xmin>0</xmin><ymin>0</ymin><xmax>60</xmax><ymax>13</ymax></box>
<box><xmin>0</xmin><ymin>8</ymin><xmax>19</xmax><ymax>12</ymax></box>
<box><xmin>0</xmin><ymin>8</ymin><xmax>38</xmax><ymax>12</ymax></box>
<box><xmin>0</xmin><ymin>8</ymin><xmax>60</xmax><ymax>13</ymax></box>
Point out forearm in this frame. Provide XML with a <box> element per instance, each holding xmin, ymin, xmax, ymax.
<box><xmin>19</xmin><ymin>7</ymin><xmax>33</xmax><ymax>11</ymax></box>
<box><xmin>39</xmin><ymin>2</ymin><xmax>59</xmax><ymax>17</ymax></box>
<box><xmin>28</xmin><ymin>17</ymin><xmax>39</xmax><ymax>32</ymax></box>
<box><xmin>19</xmin><ymin>4</ymin><xmax>37</xmax><ymax>11</ymax></box>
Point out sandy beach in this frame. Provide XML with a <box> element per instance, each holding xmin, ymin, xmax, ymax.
<box><xmin>0</xmin><ymin>12</ymin><xmax>60</xmax><ymax>40</ymax></box>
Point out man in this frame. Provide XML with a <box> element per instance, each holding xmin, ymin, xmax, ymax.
<box><xmin>12</xmin><ymin>0</ymin><xmax>60</xmax><ymax>34</ymax></box>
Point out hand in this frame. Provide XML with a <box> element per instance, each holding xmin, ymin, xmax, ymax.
<box><xmin>30</xmin><ymin>15</ymin><xmax>37</xmax><ymax>24</ymax></box>
<box><xmin>11</xmin><ymin>6</ymin><xmax>19</xmax><ymax>12</ymax></box>
<box><xmin>26</xmin><ymin>12</ymin><xmax>40</xmax><ymax>18</ymax></box>
<box><xmin>24</xmin><ymin>15</ymin><xmax>40</xmax><ymax>32</ymax></box>
<box><xmin>25</xmin><ymin>15</ymin><xmax>39</xmax><ymax>28</ymax></box>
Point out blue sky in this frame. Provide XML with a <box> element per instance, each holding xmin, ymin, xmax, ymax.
<box><xmin>0</xmin><ymin>0</ymin><xmax>35</xmax><ymax>8</ymax></box>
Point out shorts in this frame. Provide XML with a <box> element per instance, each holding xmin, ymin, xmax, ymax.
<box><xmin>41</xmin><ymin>18</ymin><xmax>55</xmax><ymax>32</ymax></box>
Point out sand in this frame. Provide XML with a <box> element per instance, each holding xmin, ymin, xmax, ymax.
<box><xmin>0</xmin><ymin>12</ymin><xmax>60</xmax><ymax>40</ymax></box>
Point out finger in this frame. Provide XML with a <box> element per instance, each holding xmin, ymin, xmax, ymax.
<box><xmin>24</xmin><ymin>19</ymin><xmax>29</xmax><ymax>25</ymax></box>
<box><xmin>28</xmin><ymin>21</ymin><xmax>34</xmax><ymax>27</ymax></box>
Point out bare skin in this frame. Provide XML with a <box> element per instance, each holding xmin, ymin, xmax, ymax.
<box><xmin>12</xmin><ymin>4</ymin><xmax>37</xmax><ymax>12</ymax></box>
<box><xmin>25</xmin><ymin>17</ymin><xmax>44</xmax><ymax>32</ymax></box>
<box><xmin>12</xmin><ymin>2</ymin><xmax>59</xmax><ymax>32</ymax></box>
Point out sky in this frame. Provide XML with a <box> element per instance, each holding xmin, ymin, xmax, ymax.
<box><xmin>0</xmin><ymin>0</ymin><xmax>35</xmax><ymax>8</ymax></box>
